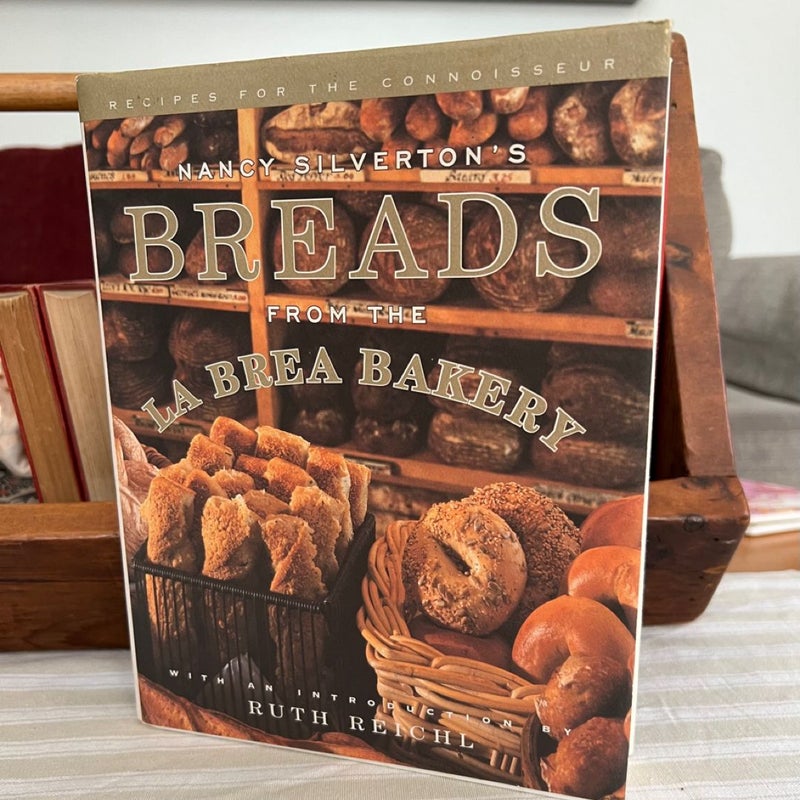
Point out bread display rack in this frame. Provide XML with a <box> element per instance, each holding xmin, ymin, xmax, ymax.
<box><xmin>0</xmin><ymin>35</ymin><xmax>749</xmax><ymax>652</ymax></box>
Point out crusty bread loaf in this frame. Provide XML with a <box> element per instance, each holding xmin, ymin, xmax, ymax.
<box><xmin>271</xmin><ymin>200</ymin><xmax>355</xmax><ymax>296</ymax></box>
<box><xmin>262</xmin><ymin>102</ymin><xmax>376</xmax><ymax>162</ymax></box>
<box><xmin>353</xmin><ymin>413</ymin><xmax>426</xmax><ymax>458</ymax></box>
<box><xmin>531</xmin><ymin>436</ymin><xmax>647</xmax><ymax>490</ymax></box>
<box><xmin>186</xmin><ymin>434</ymin><xmax>235</xmax><ymax>474</ymax></box>
<box><xmin>405</xmin><ymin>95</ymin><xmax>448</xmax><ymax>141</ymax></box>
<box><xmin>594</xmin><ymin>196</ymin><xmax>662</xmax><ymax>273</ymax></box>
<box><xmin>489</xmin><ymin>87</ymin><xmax>529</xmax><ymax>115</ymax></box>
<box><xmin>506</xmin><ymin>86</ymin><xmax>552</xmax><ymax>141</ymax></box>
<box><xmin>436</xmin><ymin>91</ymin><xmax>483</xmax><ymax>122</ymax></box>
<box><xmin>609</xmin><ymin>78</ymin><xmax>668</xmax><ymax>166</ymax></box>
<box><xmin>359</xmin><ymin>97</ymin><xmax>408</xmax><ymax>142</ymax></box>
<box><xmin>552</xmin><ymin>83</ymin><xmax>617</xmax><ymax>165</ymax></box>
<box><xmin>428</xmin><ymin>410</ymin><xmax>523</xmax><ymax>472</ymax></box>
<box><xmin>466</xmin><ymin>201</ymin><xmax>577</xmax><ymax>311</ymax></box>
<box><xmin>541</xmin><ymin>364</ymin><xmax>649</xmax><ymax>443</ymax></box>
<box><xmin>360</xmin><ymin>202</ymin><xmax>451</xmax><ymax>303</ymax></box>
<box><xmin>588</xmin><ymin>263</ymin><xmax>658</xmax><ymax>318</ymax></box>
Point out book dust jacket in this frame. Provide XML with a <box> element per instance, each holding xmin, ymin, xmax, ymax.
<box><xmin>78</xmin><ymin>20</ymin><xmax>672</xmax><ymax>799</ymax></box>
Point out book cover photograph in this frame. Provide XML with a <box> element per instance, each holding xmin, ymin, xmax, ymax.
<box><xmin>78</xmin><ymin>20</ymin><xmax>671</xmax><ymax>799</ymax></box>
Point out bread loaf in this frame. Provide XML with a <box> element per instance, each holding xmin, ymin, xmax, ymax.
<box><xmin>116</xmin><ymin>242</ymin><xmax>175</xmax><ymax>279</ymax></box>
<box><xmin>184</xmin><ymin>208</ymin><xmax>244</xmax><ymax>280</ymax></box>
<box><xmin>271</xmin><ymin>199</ymin><xmax>355</xmax><ymax>295</ymax></box>
<box><xmin>531</xmin><ymin>436</ymin><xmax>647</xmax><ymax>489</ymax></box>
<box><xmin>447</xmin><ymin>112</ymin><xmax>498</xmax><ymax>148</ymax></box>
<box><xmin>609</xmin><ymin>78</ymin><xmax>668</xmax><ymax>166</ymax></box>
<box><xmin>352</xmin><ymin>414</ymin><xmax>425</xmax><ymax>457</ymax></box>
<box><xmin>506</xmin><ymin>86</ymin><xmax>552</xmax><ymax>141</ymax></box>
<box><xmin>595</xmin><ymin>197</ymin><xmax>662</xmax><ymax>272</ymax></box>
<box><xmin>405</xmin><ymin>95</ymin><xmax>448</xmax><ymax>141</ymax></box>
<box><xmin>552</xmin><ymin>83</ymin><xmax>617</xmax><ymax>165</ymax></box>
<box><xmin>466</xmin><ymin>201</ymin><xmax>577</xmax><ymax>311</ymax></box>
<box><xmin>159</xmin><ymin>137</ymin><xmax>190</xmax><ymax>171</ymax></box>
<box><xmin>359</xmin><ymin>97</ymin><xmax>408</xmax><ymax>142</ymax></box>
<box><xmin>435</xmin><ymin>91</ymin><xmax>483</xmax><ymax>121</ymax></box>
<box><xmin>262</xmin><ymin>102</ymin><xmax>376</xmax><ymax>162</ymax></box>
<box><xmin>588</xmin><ymin>264</ymin><xmax>658</xmax><ymax>318</ymax></box>
<box><xmin>541</xmin><ymin>364</ymin><xmax>649</xmax><ymax>442</ymax></box>
<box><xmin>290</xmin><ymin>407</ymin><xmax>350</xmax><ymax>446</ymax></box>
<box><xmin>522</xmin><ymin>135</ymin><xmax>562</xmax><ymax>166</ymax></box>
<box><xmin>103</xmin><ymin>302</ymin><xmax>167</xmax><ymax>361</ymax></box>
<box><xmin>489</xmin><ymin>87</ymin><xmax>529</xmax><ymax>115</ymax></box>
<box><xmin>427</xmin><ymin>410</ymin><xmax>523</xmax><ymax>472</ymax></box>
<box><xmin>107</xmin><ymin>355</ymin><xmax>172</xmax><ymax>409</ymax></box>
<box><xmin>360</xmin><ymin>202</ymin><xmax>451</xmax><ymax>303</ymax></box>
<box><xmin>168</xmin><ymin>309</ymin><xmax>251</xmax><ymax>367</ymax></box>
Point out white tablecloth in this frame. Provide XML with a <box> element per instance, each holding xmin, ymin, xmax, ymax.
<box><xmin>1</xmin><ymin>570</ymin><xmax>799</xmax><ymax>800</ymax></box>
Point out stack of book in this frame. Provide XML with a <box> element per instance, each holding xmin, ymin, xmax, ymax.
<box><xmin>0</xmin><ymin>282</ymin><xmax>114</xmax><ymax>503</ymax></box>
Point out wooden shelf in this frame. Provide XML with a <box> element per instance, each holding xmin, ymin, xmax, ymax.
<box><xmin>337</xmin><ymin>442</ymin><xmax>627</xmax><ymax>516</ymax></box>
<box><xmin>89</xmin><ymin>168</ymin><xmax>241</xmax><ymax>190</ymax></box>
<box><xmin>264</xmin><ymin>290</ymin><xmax>654</xmax><ymax>347</ymax></box>
<box><xmin>99</xmin><ymin>275</ymin><xmax>250</xmax><ymax>312</ymax></box>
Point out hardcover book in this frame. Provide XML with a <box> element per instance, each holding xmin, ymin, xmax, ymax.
<box><xmin>78</xmin><ymin>20</ymin><xmax>672</xmax><ymax>799</ymax></box>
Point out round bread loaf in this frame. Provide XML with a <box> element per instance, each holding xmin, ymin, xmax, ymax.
<box><xmin>103</xmin><ymin>302</ymin><xmax>167</xmax><ymax>362</ymax></box>
<box><xmin>546</xmin><ymin>342</ymin><xmax>653</xmax><ymax>390</ymax></box>
<box><xmin>107</xmin><ymin>355</ymin><xmax>173</xmax><ymax>409</ymax></box>
<box><xmin>287</xmin><ymin>379</ymin><xmax>347</xmax><ymax>412</ymax></box>
<box><xmin>522</xmin><ymin>135</ymin><xmax>562</xmax><ymax>166</ymax></box>
<box><xmin>435</xmin><ymin>91</ymin><xmax>483</xmax><ymax>122</ymax></box>
<box><xmin>426</xmin><ymin>362</ymin><xmax>522</xmax><ymax>419</ymax></box>
<box><xmin>466</xmin><ymin>202</ymin><xmax>578</xmax><ymax>311</ymax></box>
<box><xmin>609</xmin><ymin>78</ymin><xmax>668</xmax><ymax>166</ymax></box>
<box><xmin>594</xmin><ymin>196</ymin><xmax>662</xmax><ymax>272</ymax></box>
<box><xmin>184</xmin><ymin>208</ymin><xmax>244</xmax><ymax>281</ymax></box>
<box><xmin>110</xmin><ymin>203</ymin><xmax>169</xmax><ymax>244</ymax></box>
<box><xmin>352</xmin><ymin>414</ymin><xmax>425</xmax><ymax>457</ymax></box>
<box><xmin>535</xmin><ymin>655</ymin><xmax>631</xmax><ymax>740</ymax></box>
<box><xmin>360</xmin><ymin>202</ymin><xmax>451</xmax><ymax>303</ymax></box>
<box><xmin>566</xmin><ymin>545</ymin><xmax>640</xmax><ymax>631</ymax></box>
<box><xmin>531</xmin><ymin>436</ymin><xmax>647</xmax><ymax>490</ymax></box>
<box><xmin>551</xmin><ymin>83</ymin><xmax>617</xmax><ymax>166</ymax></box>
<box><xmin>351</xmin><ymin>358</ymin><xmax>426</xmax><ymax>421</ymax></box>
<box><xmin>588</xmin><ymin>263</ymin><xmax>658</xmax><ymax>318</ymax></box>
<box><xmin>405</xmin><ymin>95</ymin><xmax>448</xmax><ymax>141</ymax></box>
<box><xmin>539</xmin><ymin>716</ymin><xmax>629</xmax><ymax>798</ymax></box>
<box><xmin>194</xmin><ymin>126</ymin><xmax>239</xmax><ymax>162</ymax></box>
<box><xmin>512</xmin><ymin>595</ymin><xmax>635</xmax><ymax>684</ymax></box>
<box><xmin>290</xmin><ymin>407</ymin><xmax>350</xmax><ymax>447</ymax></box>
<box><xmin>468</xmin><ymin>482</ymin><xmax>581</xmax><ymax>628</ymax></box>
<box><xmin>168</xmin><ymin>309</ymin><xmax>251</xmax><ymax>368</ymax></box>
<box><xmin>116</xmin><ymin>242</ymin><xmax>175</xmax><ymax>279</ymax></box>
<box><xmin>404</xmin><ymin>502</ymin><xmax>527</xmax><ymax>635</ymax></box>
<box><xmin>580</xmin><ymin>494</ymin><xmax>644</xmax><ymax>551</ymax></box>
<box><xmin>271</xmin><ymin>200</ymin><xmax>356</xmax><ymax>296</ymax></box>
<box><xmin>542</xmin><ymin>364</ymin><xmax>649</xmax><ymax>442</ymax></box>
<box><xmin>428</xmin><ymin>410</ymin><xmax>524</xmax><ymax>473</ymax></box>
<box><xmin>173</xmin><ymin>363</ymin><xmax>256</xmax><ymax>421</ymax></box>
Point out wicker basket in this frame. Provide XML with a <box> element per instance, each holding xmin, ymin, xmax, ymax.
<box><xmin>357</xmin><ymin>520</ymin><xmax>544</xmax><ymax>785</ymax></box>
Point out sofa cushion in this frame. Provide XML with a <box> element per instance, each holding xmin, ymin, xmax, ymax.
<box><xmin>725</xmin><ymin>384</ymin><xmax>800</xmax><ymax>488</ymax></box>
<box><xmin>716</xmin><ymin>255</ymin><xmax>800</xmax><ymax>403</ymax></box>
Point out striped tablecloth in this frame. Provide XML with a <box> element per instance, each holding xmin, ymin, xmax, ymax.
<box><xmin>1</xmin><ymin>570</ymin><xmax>798</xmax><ymax>800</ymax></box>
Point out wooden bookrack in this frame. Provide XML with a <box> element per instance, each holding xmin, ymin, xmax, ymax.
<box><xmin>0</xmin><ymin>35</ymin><xmax>749</xmax><ymax>650</ymax></box>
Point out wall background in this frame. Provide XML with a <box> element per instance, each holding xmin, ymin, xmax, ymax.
<box><xmin>1</xmin><ymin>0</ymin><xmax>797</xmax><ymax>259</ymax></box>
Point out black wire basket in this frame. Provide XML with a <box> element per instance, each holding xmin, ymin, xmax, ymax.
<box><xmin>130</xmin><ymin>515</ymin><xmax>377</xmax><ymax>739</ymax></box>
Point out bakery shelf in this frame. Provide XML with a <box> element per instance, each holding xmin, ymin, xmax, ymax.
<box><xmin>88</xmin><ymin>168</ymin><xmax>241</xmax><ymax>190</ymax></box>
<box><xmin>99</xmin><ymin>275</ymin><xmax>250</xmax><ymax>312</ymax></box>
<box><xmin>256</xmin><ymin>164</ymin><xmax>663</xmax><ymax>197</ymax></box>
<box><xmin>113</xmin><ymin>406</ymin><xmax>259</xmax><ymax>444</ymax></box>
<box><xmin>263</xmin><ymin>290</ymin><xmax>654</xmax><ymax>347</ymax></box>
<box><xmin>335</xmin><ymin>442</ymin><xmax>627</xmax><ymax>516</ymax></box>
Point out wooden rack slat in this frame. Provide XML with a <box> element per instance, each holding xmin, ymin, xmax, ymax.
<box><xmin>0</xmin><ymin>73</ymin><xmax>78</xmax><ymax>111</ymax></box>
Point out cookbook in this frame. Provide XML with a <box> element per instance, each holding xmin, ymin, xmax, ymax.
<box><xmin>78</xmin><ymin>20</ymin><xmax>671</xmax><ymax>799</ymax></box>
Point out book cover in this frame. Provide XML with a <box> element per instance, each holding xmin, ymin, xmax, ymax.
<box><xmin>740</xmin><ymin>479</ymin><xmax>800</xmax><ymax>536</ymax></box>
<box><xmin>37</xmin><ymin>282</ymin><xmax>116</xmax><ymax>502</ymax></box>
<box><xmin>0</xmin><ymin>287</ymin><xmax>83</xmax><ymax>503</ymax></box>
<box><xmin>78</xmin><ymin>20</ymin><xmax>671</xmax><ymax>798</ymax></box>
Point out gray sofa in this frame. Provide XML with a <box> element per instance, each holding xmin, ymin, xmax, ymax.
<box><xmin>702</xmin><ymin>150</ymin><xmax>800</xmax><ymax>488</ymax></box>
